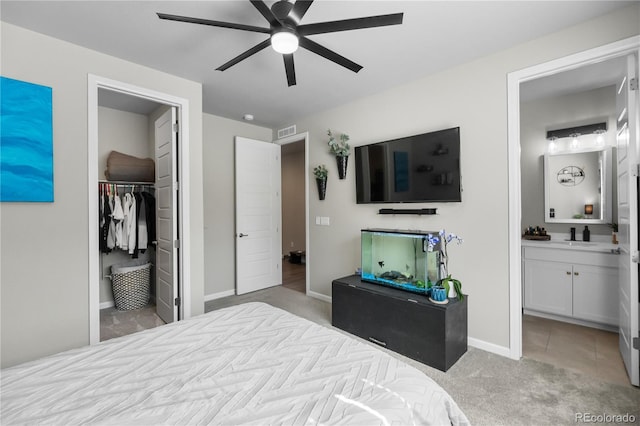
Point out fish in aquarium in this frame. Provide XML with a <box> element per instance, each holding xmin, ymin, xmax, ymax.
<box><xmin>379</xmin><ymin>270</ymin><xmax>413</xmax><ymax>282</ymax></box>
<box><xmin>361</xmin><ymin>229</ymin><xmax>441</xmax><ymax>296</ymax></box>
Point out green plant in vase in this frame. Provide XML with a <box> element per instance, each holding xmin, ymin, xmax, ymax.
<box><xmin>313</xmin><ymin>164</ymin><xmax>328</xmax><ymax>180</ymax></box>
<box><xmin>609</xmin><ymin>222</ymin><xmax>619</xmax><ymax>244</ymax></box>
<box><xmin>313</xmin><ymin>164</ymin><xmax>328</xmax><ymax>200</ymax></box>
<box><xmin>327</xmin><ymin>129</ymin><xmax>350</xmax><ymax>179</ymax></box>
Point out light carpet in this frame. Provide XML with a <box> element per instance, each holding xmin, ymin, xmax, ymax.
<box><xmin>206</xmin><ymin>285</ymin><xmax>640</xmax><ymax>426</ymax></box>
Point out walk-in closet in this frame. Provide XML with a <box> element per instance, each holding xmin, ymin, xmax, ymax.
<box><xmin>97</xmin><ymin>89</ymin><xmax>170</xmax><ymax>341</ymax></box>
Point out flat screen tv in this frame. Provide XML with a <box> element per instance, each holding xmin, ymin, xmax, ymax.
<box><xmin>355</xmin><ymin>127</ymin><xmax>461</xmax><ymax>203</ymax></box>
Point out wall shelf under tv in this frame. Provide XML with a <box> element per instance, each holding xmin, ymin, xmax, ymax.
<box><xmin>378</xmin><ymin>208</ymin><xmax>437</xmax><ymax>215</ymax></box>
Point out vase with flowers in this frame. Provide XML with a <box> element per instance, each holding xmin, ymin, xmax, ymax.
<box><xmin>427</xmin><ymin>230</ymin><xmax>464</xmax><ymax>300</ymax></box>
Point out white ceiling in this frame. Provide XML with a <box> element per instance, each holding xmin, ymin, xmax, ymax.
<box><xmin>1</xmin><ymin>1</ymin><xmax>634</xmax><ymax>128</ymax></box>
<box><xmin>520</xmin><ymin>56</ymin><xmax>627</xmax><ymax>103</ymax></box>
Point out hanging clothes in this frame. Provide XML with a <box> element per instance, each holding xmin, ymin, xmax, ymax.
<box><xmin>127</xmin><ymin>192</ymin><xmax>138</xmax><ymax>256</ymax></box>
<box><xmin>107</xmin><ymin>193</ymin><xmax>117</xmax><ymax>250</ymax></box>
<box><xmin>100</xmin><ymin>188</ymin><xmax>112</xmax><ymax>254</ymax></box>
<box><xmin>98</xmin><ymin>182</ymin><xmax>155</xmax><ymax>257</ymax></box>
<box><xmin>137</xmin><ymin>193</ymin><xmax>148</xmax><ymax>252</ymax></box>
<box><xmin>121</xmin><ymin>192</ymin><xmax>133</xmax><ymax>251</ymax></box>
<box><xmin>141</xmin><ymin>191</ymin><xmax>156</xmax><ymax>245</ymax></box>
<box><xmin>112</xmin><ymin>192</ymin><xmax>125</xmax><ymax>248</ymax></box>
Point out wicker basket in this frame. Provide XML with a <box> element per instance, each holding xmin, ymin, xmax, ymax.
<box><xmin>111</xmin><ymin>263</ymin><xmax>151</xmax><ymax>310</ymax></box>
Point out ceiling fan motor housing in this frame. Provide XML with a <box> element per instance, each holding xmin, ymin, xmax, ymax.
<box><xmin>271</xmin><ymin>0</ymin><xmax>295</xmax><ymax>23</ymax></box>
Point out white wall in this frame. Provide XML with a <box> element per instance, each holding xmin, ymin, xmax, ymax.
<box><xmin>520</xmin><ymin>86</ymin><xmax>617</xmax><ymax>236</ymax></box>
<box><xmin>98</xmin><ymin>106</ymin><xmax>153</xmax><ymax>179</ymax></box>
<box><xmin>288</xmin><ymin>4</ymin><xmax>640</xmax><ymax>350</ymax></box>
<box><xmin>202</xmin><ymin>114</ymin><xmax>272</xmax><ymax>300</ymax></box>
<box><xmin>0</xmin><ymin>22</ymin><xmax>204</xmax><ymax>368</ymax></box>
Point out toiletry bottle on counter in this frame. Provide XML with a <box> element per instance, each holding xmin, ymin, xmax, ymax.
<box><xmin>570</xmin><ymin>227</ymin><xmax>576</xmax><ymax>241</ymax></box>
<box><xmin>583</xmin><ymin>226</ymin><xmax>590</xmax><ymax>242</ymax></box>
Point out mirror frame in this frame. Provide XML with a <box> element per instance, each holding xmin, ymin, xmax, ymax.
<box><xmin>544</xmin><ymin>147</ymin><xmax>612</xmax><ymax>224</ymax></box>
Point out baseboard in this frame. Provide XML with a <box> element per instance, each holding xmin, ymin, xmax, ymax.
<box><xmin>308</xmin><ymin>290</ymin><xmax>331</xmax><ymax>303</ymax></box>
<box><xmin>100</xmin><ymin>301</ymin><xmax>115</xmax><ymax>309</ymax></box>
<box><xmin>468</xmin><ymin>337</ymin><xmax>512</xmax><ymax>358</ymax></box>
<box><xmin>204</xmin><ymin>289</ymin><xmax>235</xmax><ymax>302</ymax></box>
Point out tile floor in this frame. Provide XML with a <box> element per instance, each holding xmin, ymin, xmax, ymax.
<box><xmin>522</xmin><ymin>314</ymin><xmax>629</xmax><ymax>386</ymax></box>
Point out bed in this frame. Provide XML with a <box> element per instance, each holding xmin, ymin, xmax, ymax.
<box><xmin>1</xmin><ymin>302</ymin><xmax>469</xmax><ymax>425</ymax></box>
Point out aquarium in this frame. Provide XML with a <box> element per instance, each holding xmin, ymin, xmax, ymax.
<box><xmin>361</xmin><ymin>228</ymin><xmax>441</xmax><ymax>295</ymax></box>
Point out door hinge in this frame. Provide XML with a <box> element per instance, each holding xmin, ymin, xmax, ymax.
<box><xmin>174</xmin><ymin>181</ymin><xmax>180</xmax><ymax>191</ymax></box>
<box><xmin>173</xmin><ymin>122</ymin><xmax>179</xmax><ymax>132</ymax></box>
<box><xmin>174</xmin><ymin>297</ymin><xmax>181</xmax><ymax>307</ymax></box>
<box><xmin>174</xmin><ymin>239</ymin><xmax>180</xmax><ymax>249</ymax></box>
<box><xmin>630</xmin><ymin>78</ymin><xmax>638</xmax><ymax>91</ymax></box>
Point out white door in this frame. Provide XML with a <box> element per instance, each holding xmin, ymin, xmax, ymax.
<box><xmin>616</xmin><ymin>53</ymin><xmax>639</xmax><ymax>387</ymax></box>
<box><xmin>155</xmin><ymin>108</ymin><xmax>179</xmax><ymax>323</ymax></box>
<box><xmin>235</xmin><ymin>137</ymin><xmax>282</xmax><ymax>295</ymax></box>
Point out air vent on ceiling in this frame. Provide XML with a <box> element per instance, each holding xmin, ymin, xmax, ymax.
<box><xmin>277</xmin><ymin>125</ymin><xmax>297</xmax><ymax>139</ymax></box>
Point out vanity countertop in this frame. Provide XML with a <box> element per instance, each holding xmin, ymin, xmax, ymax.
<box><xmin>521</xmin><ymin>238</ymin><xmax>619</xmax><ymax>253</ymax></box>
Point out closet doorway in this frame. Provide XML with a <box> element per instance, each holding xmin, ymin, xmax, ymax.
<box><xmin>88</xmin><ymin>75</ymin><xmax>191</xmax><ymax>345</ymax></box>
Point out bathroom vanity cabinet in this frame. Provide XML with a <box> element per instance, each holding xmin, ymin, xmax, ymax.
<box><xmin>522</xmin><ymin>243</ymin><xmax>619</xmax><ymax>327</ymax></box>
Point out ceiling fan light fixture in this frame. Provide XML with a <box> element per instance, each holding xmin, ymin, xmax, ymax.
<box><xmin>271</xmin><ymin>31</ymin><xmax>299</xmax><ymax>54</ymax></box>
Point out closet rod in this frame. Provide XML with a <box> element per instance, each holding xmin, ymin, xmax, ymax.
<box><xmin>98</xmin><ymin>180</ymin><xmax>155</xmax><ymax>186</ymax></box>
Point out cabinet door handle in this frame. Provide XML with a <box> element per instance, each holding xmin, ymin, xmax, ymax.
<box><xmin>574</xmin><ymin>271</ymin><xmax>579</xmax><ymax>276</ymax></box>
<box><xmin>369</xmin><ymin>337</ymin><xmax>387</xmax><ymax>347</ymax></box>
<box><xmin>566</xmin><ymin>271</ymin><xmax>571</xmax><ymax>275</ymax></box>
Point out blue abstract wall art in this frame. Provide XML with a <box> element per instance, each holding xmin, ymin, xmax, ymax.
<box><xmin>1</xmin><ymin>76</ymin><xmax>53</xmax><ymax>202</ymax></box>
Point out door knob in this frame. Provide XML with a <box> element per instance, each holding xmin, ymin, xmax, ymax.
<box><xmin>238</xmin><ymin>233</ymin><xmax>248</xmax><ymax>238</ymax></box>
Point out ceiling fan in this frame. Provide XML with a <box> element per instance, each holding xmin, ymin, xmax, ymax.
<box><xmin>157</xmin><ymin>0</ymin><xmax>403</xmax><ymax>87</ymax></box>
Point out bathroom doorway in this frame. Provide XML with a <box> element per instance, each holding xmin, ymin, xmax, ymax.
<box><xmin>509</xmin><ymin>39</ymin><xmax>639</xmax><ymax>386</ymax></box>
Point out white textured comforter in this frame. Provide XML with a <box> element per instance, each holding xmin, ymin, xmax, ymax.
<box><xmin>1</xmin><ymin>302</ymin><xmax>469</xmax><ymax>425</ymax></box>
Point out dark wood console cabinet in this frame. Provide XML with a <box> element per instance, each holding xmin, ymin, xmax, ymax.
<box><xmin>332</xmin><ymin>275</ymin><xmax>467</xmax><ymax>371</ymax></box>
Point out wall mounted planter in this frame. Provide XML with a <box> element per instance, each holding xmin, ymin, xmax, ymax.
<box><xmin>336</xmin><ymin>156</ymin><xmax>348</xmax><ymax>180</ymax></box>
<box><xmin>316</xmin><ymin>178</ymin><xmax>327</xmax><ymax>200</ymax></box>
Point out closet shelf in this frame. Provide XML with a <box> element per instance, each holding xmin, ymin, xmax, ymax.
<box><xmin>99</xmin><ymin>179</ymin><xmax>155</xmax><ymax>186</ymax></box>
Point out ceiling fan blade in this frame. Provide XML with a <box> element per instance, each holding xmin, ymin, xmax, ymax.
<box><xmin>250</xmin><ymin>0</ymin><xmax>281</xmax><ymax>27</ymax></box>
<box><xmin>299</xmin><ymin>37</ymin><xmax>362</xmax><ymax>73</ymax></box>
<box><xmin>298</xmin><ymin>13</ymin><xmax>403</xmax><ymax>36</ymax></box>
<box><xmin>216</xmin><ymin>39</ymin><xmax>271</xmax><ymax>71</ymax></box>
<box><xmin>290</xmin><ymin>0</ymin><xmax>314</xmax><ymax>23</ymax></box>
<box><xmin>157</xmin><ymin>12</ymin><xmax>270</xmax><ymax>34</ymax></box>
<box><xmin>284</xmin><ymin>54</ymin><xmax>297</xmax><ymax>87</ymax></box>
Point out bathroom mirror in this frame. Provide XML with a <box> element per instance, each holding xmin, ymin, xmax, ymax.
<box><xmin>544</xmin><ymin>147</ymin><xmax>612</xmax><ymax>224</ymax></box>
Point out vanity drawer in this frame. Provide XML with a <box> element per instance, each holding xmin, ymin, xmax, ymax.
<box><xmin>523</xmin><ymin>246</ymin><xmax>618</xmax><ymax>267</ymax></box>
